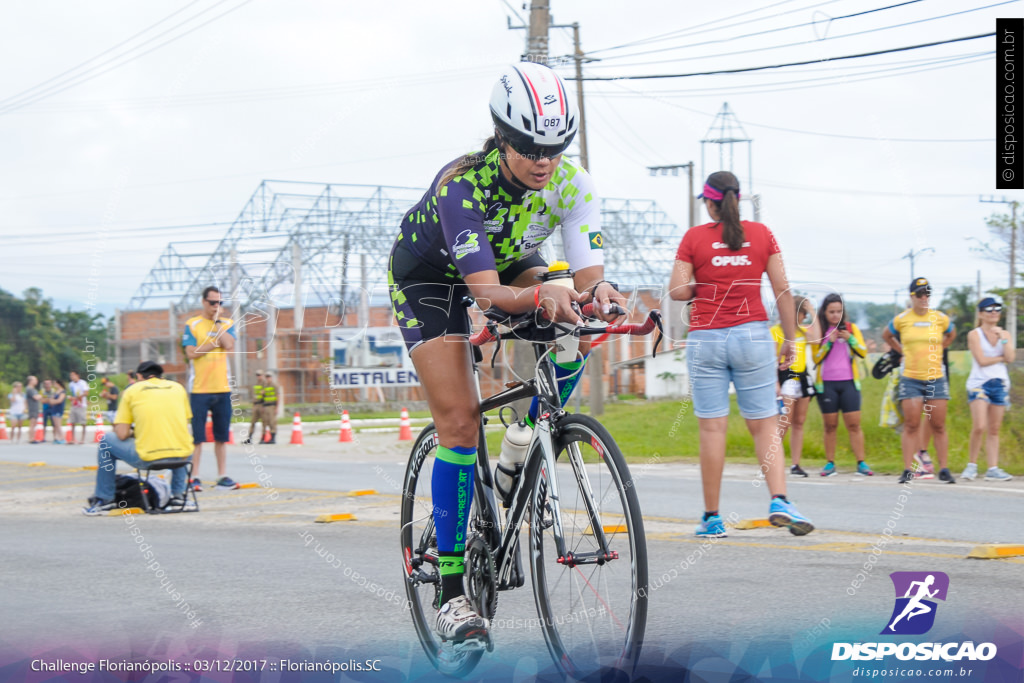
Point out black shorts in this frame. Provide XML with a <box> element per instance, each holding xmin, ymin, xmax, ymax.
<box><xmin>815</xmin><ymin>380</ymin><xmax>861</xmax><ymax>415</ymax></box>
<box><xmin>388</xmin><ymin>237</ymin><xmax>547</xmax><ymax>352</ymax></box>
<box><xmin>777</xmin><ymin>369</ymin><xmax>814</xmax><ymax>398</ymax></box>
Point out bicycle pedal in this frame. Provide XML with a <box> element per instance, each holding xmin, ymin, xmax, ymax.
<box><xmin>450</xmin><ymin>635</ymin><xmax>492</xmax><ymax>653</ymax></box>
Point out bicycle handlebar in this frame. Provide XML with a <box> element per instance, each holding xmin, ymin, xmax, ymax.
<box><xmin>467</xmin><ymin>304</ymin><xmax>664</xmax><ymax>357</ymax></box>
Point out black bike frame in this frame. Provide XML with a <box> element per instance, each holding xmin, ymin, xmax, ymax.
<box><xmin>469</xmin><ymin>340</ymin><xmax>609</xmax><ymax>591</ymax></box>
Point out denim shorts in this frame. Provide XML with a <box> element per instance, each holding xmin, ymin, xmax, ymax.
<box><xmin>897</xmin><ymin>375</ymin><xmax>950</xmax><ymax>401</ymax></box>
<box><xmin>686</xmin><ymin>321</ymin><xmax>778</xmax><ymax>419</ymax></box>
<box><xmin>967</xmin><ymin>378</ymin><xmax>1010</xmax><ymax>406</ymax></box>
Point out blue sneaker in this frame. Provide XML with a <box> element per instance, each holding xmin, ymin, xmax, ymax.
<box><xmin>769</xmin><ymin>498</ymin><xmax>814</xmax><ymax>536</ymax></box>
<box><xmin>82</xmin><ymin>498</ymin><xmax>116</xmax><ymax>516</ymax></box>
<box><xmin>820</xmin><ymin>461</ymin><xmax>836</xmax><ymax>477</ymax></box>
<box><xmin>856</xmin><ymin>461</ymin><xmax>874</xmax><ymax>476</ymax></box>
<box><xmin>695</xmin><ymin>514</ymin><xmax>727</xmax><ymax>538</ymax></box>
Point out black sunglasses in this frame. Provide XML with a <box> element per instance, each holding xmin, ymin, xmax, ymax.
<box><xmin>507</xmin><ymin>139</ymin><xmax>571</xmax><ymax>161</ymax></box>
<box><xmin>913</xmin><ymin>290</ymin><xmax>931</xmax><ymax>298</ymax></box>
<box><xmin>205</xmin><ymin>298</ymin><xmax>224</xmax><ymax>306</ymax></box>
<box><xmin>981</xmin><ymin>305</ymin><xmax>1003</xmax><ymax>312</ymax></box>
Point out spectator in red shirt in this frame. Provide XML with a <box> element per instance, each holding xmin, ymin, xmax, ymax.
<box><xmin>669</xmin><ymin>170</ymin><xmax>813</xmax><ymax>538</ymax></box>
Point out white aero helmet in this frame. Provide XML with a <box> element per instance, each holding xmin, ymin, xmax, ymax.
<box><xmin>489</xmin><ymin>62</ymin><xmax>578</xmax><ymax>159</ymax></box>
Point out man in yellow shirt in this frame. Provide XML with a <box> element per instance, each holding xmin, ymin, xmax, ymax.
<box><xmin>83</xmin><ymin>361</ymin><xmax>194</xmax><ymax>515</ymax></box>
<box><xmin>182</xmin><ymin>286</ymin><xmax>238</xmax><ymax>491</ymax></box>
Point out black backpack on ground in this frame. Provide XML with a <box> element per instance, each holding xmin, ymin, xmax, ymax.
<box><xmin>114</xmin><ymin>473</ymin><xmax>160</xmax><ymax>509</ymax></box>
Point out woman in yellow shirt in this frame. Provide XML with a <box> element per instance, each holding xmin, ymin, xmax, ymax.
<box><xmin>881</xmin><ymin>277</ymin><xmax>957</xmax><ymax>484</ymax></box>
<box><xmin>771</xmin><ymin>297</ymin><xmax>816</xmax><ymax>477</ymax></box>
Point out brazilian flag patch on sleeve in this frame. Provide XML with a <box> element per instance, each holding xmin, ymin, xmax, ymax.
<box><xmin>589</xmin><ymin>231</ymin><xmax>603</xmax><ymax>249</ymax></box>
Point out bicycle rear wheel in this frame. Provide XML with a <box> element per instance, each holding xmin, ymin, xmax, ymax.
<box><xmin>528</xmin><ymin>414</ymin><xmax>648</xmax><ymax>678</ymax></box>
<box><xmin>400</xmin><ymin>424</ymin><xmax>484</xmax><ymax>677</ymax></box>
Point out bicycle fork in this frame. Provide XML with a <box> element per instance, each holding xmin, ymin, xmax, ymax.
<box><xmin>534</xmin><ymin>419</ymin><xmax>618</xmax><ymax>569</ymax></box>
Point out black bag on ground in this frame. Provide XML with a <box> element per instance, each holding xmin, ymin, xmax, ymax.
<box><xmin>114</xmin><ymin>473</ymin><xmax>160</xmax><ymax>509</ymax></box>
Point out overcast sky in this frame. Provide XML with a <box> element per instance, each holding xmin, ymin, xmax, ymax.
<box><xmin>0</xmin><ymin>0</ymin><xmax>1019</xmax><ymax>318</ymax></box>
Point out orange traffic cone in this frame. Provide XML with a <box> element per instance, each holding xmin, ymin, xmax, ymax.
<box><xmin>262</xmin><ymin>430</ymin><xmax>271</xmax><ymax>443</ymax></box>
<box><xmin>398</xmin><ymin>407</ymin><xmax>413</xmax><ymax>441</ymax></box>
<box><xmin>0</xmin><ymin>413</ymin><xmax>8</xmax><ymax>441</ymax></box>
<box><xmin>339</xmin><ymin>410</ymin><xmax>353</xmax><ymax>442</ymax></box>
<box><xmin>33</xmin><ymin>416</ymin><xmax>44</xmax><ymax>442</ymax></box>
<box><xmin>228</xmin><ymin>424</ymin><xmax>235</xmax><ymax>445</ymax></box>
<box><xmin>205</xmin><ymin>416</ymin><xmax>214</xmax><ymax>442</ymax></box>
<box><xmin>93</xmin><ymin>413</ymin><xmax>106</xmax><ymax>443</ymax></box>
<box><xmin>290</xmin><ymin>412</ymin><xmax>304</xmax><ymax>445</ymax></box>
<box><xmin>66</xmin><ymin>425</ymin><xmax>74</xmax><ymax>443</ymax></box>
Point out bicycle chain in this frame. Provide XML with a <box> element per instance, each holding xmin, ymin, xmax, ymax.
<box><xmin>465</xmin><ymin>534</ymin><xmax>498</xmax><ymax>620</ymax></box>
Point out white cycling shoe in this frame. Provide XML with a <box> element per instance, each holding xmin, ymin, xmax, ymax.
<box><xmin>435</xmin><ymin>595</ymin><xmax>490</xmax><ymax>649</ymax></box>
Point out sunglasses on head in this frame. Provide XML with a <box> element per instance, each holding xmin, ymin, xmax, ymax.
<box><xmin>982</xmin><ymin>305</ymin><xmax>1002</xmax><ymax>312</ymax></box>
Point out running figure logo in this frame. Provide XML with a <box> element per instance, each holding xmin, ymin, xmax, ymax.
<box><xmin>881</xmin><ymin>571</ymin><xmax>949</xmax><ymax>635</ymax></box>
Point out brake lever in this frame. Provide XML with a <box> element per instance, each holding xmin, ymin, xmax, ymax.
<box><xmin>651</xmin><ymin>311</ymin><xmax>665</xmax><ymax>358</ymax></box>
<box><xmin>489</xmin><ymin>326</ymin><xmax>502</xmax><ymax>369</ymax></box>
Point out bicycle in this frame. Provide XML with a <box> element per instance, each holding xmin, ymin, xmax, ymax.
<box><xmin>400</xmin><ymin>301</ymin><xmax>664</xmax><ymax>678</ymax></box>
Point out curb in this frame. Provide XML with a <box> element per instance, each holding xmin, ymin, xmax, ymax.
<box><xmin>967</xmin><ymin>544</ymin><xmax>1024</xmax><ymax>559</ymax></box>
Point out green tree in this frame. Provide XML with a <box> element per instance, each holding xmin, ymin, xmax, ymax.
<box><xmin>938</xmin><ymin>286</ymin><xmax>976</xmax><ymax>350</ymax></box>
<box><xmin>0</xmin><ymin>287</ymin><xmax>111</xmax><ymax>392</ymax></box>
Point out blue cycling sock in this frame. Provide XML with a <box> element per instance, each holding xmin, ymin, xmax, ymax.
<box><xmin>527</xmin><ymin>353</ymin><xmax>587</xmax><ymax>424</ymax></box>
<box><xmin>432</xmin><ymin>446</ymin><xmax>476</xmax><ymax>555</ymax></box>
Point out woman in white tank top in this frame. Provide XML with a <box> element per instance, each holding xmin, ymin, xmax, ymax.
<box><xmin>962</xmin><ymin>297</ymin><xmax>1015</xmax><ymax>481</ymax></box>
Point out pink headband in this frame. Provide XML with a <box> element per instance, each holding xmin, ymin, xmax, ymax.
<box><xmin>701</xmin><ymin>183</ymin><xmax>741</xmax><ymax>201</ymax></box>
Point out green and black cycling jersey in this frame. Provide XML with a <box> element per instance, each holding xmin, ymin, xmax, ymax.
<box><xmin>394</xmin><ymin>148</ymin><xmax>603</xmax><ymax>280</ymax></box>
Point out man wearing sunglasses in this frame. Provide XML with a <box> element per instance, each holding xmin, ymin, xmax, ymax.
<box><xmin>883</xmin><ymin>277</ymin><xmax>957</xmax><ymax>485</ymax></box>
<box><xmin>182</xmin><ymin>285</ymin><xmax>239</xmax><ymax>491</ymax></box>
<box><xmin>386</xmin><ymin>62</ymin><xmax>625</xmax><ymax>648</ymax></box>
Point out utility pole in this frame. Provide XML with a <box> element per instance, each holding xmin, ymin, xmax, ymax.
<box><xmin>980</xmin><ymin>196</ymin><xmax>1019</xmax><ymax>347</ymax></box>
<box><xmin>648</xmin><ymin>163</ymin><xmax>695</xmax><ymax>343</ymax></box>
<box><xmin>901</xmin><ymin>247</ymin><xmax>934</xmax><ymax>282</ymax></box>
<box><xmin>526</xmin><ymin>0</ymin><xmax>549</xmax><ymax>61</ymax></box>
<box><xmin>509</xmin><ymin>3</ymin><xmax>607</xmax><ymax>414</ymax></box>
<box><xmin>571</xmin><ymin>22</ymin><xmax>588</xmax><ymax>170</ymax></box>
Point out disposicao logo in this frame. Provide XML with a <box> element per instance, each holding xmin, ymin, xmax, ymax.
<box><xmin>882</xmin><ymin>571</ymin><xmax>948</xmax><ymax>635</ymax></box>
<box><xmin>831</xmin><ymin>571</ymin><xmax>998</xmax><ymax>662</ymax></box>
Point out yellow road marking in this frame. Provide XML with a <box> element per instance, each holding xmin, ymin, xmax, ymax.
<box><xmin>315</xmin><ymin>513</ymin><xmax>357</xmax><ymax>523</ymax></box>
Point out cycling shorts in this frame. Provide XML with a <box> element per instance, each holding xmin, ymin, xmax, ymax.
<box><xmin>388</xmin><ymin>238</ymin><xmax>547</xmax><ymax>353</ymax></box>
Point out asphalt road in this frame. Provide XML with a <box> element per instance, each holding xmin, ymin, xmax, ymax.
<box><xmin>1</xmin><ymin>435</ymin><xmax>1021</xmax><ymax>682</ymax></box>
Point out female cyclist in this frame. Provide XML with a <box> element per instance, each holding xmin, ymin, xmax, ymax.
<box><xmin>811</xmin><ymin>293</ymin><xmax>873</xmax><ymax>476</ymax></box>
<box><xmin>388</xmin><ymin>62</ymin><xmax>624</xmax><ymax>647</ymax></box>
<box><xmin>771</xmin><ymin>296</ymin><xmax>815</xmax><ymax>477</ymax></box>
<box><xmin>962</xmin><ymin>297</ymin><xmax>1015</xmax><ymax>481</ymax></box>
<box><xmin>882</xmin><ymin>277</ymin><xmax>957</xmax><ymax>484</ymax></box>
<box><xmin>669</xmin><ymin>170</ymin><xmax>813</xmax><ymax>538</ymax></box>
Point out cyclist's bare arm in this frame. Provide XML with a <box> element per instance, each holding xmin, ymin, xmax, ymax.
<box><xmin>464</xmin><ymin>271</ymin><xmax>581</xmax><ymax>324</ymax></box>
<box><xmin>574</xmin><ymin>265</ymin><xmax>627</xmax><ymax>323</ymax></box>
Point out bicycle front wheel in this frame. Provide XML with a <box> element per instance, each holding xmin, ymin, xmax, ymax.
<box><xmin>528</xmin><ymin>413</ymin><xmax>648</xmax><ymax>678</ymax></box>
<box><xmin>400</xmin><ymin>424</ymin><xmax>484</xmax><ymax>677</ymax></box>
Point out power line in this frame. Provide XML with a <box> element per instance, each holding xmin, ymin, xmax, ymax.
<box><xmin>594</xmin><ymin>0</ymin><xmax>932</xmax><ymax>64</ymax></box>
<box><xmin>587</xmin><ymin>0</ymin><xmax>837</xmax><ymax>55</ymax></box>
<box><xmin>576</xmin><ymin>32</ymin><xmax>995</xmax><ymax>81</ymax></box>
<box><xmin>0</xmin><ymin>0</ymin><xmax>257</xmax><ymax>115</ymax></box>
<box><xmin>12</xmin><ymin>65</ymin><xmax>501</xmax><ymax>114</ymax></box>
<box><xmin>592</xmin><ymin>52</ymin><xmax>992</xmax><ymax>104</ymax></box>
<box><xmin>586</xmin><ymin>2</ymin><xmax>1009</xmax><ymax>71</ymax></box>
<box><xmin>0</xmin><ymin>0</ymin><xmax>207</xmax><ymax>108</ymax></box>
